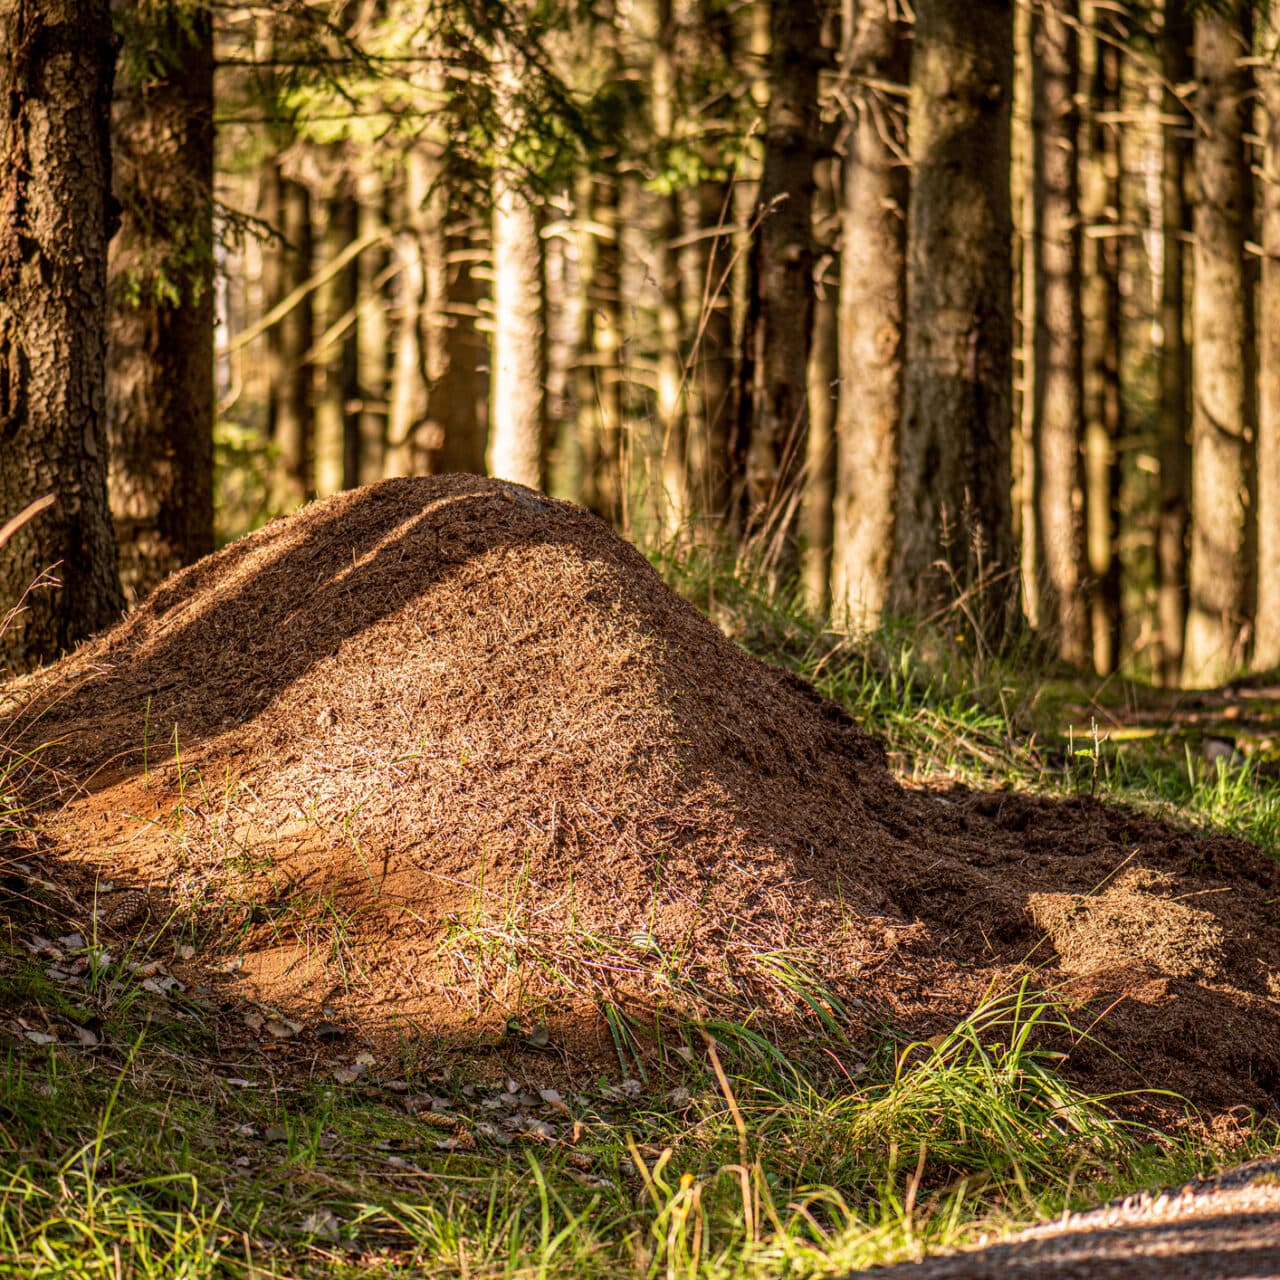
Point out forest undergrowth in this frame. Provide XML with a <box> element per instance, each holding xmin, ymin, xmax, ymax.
<box><xmin>1</xmin><ymin>544</ymin><xmax>1278</xmax><ymax>1279</ymax></box>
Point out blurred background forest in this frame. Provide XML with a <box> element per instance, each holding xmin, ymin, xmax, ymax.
<box><xmin>3</xmin><ymin>0</ymin><xmax>1280</xmax><ymax>690</ymax></box>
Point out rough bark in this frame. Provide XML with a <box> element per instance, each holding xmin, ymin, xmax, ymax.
<box><xmin>737</xmin><ymin>0</ymin><xmax>820</xmax><ymax>556</ymax></box>
<box><xmin>1256</xmin><ymin>18</ymin><xmax>1280</xmax><ymax>672</ymax></box>
<box><xmin>1156</xmin><ymin>0</ymin><xmax>1193</xmax><ymax>684</ymax></box>
<box><xmin>1184</xmin><ymin>4</ymin><xmax>1255</xmax><ymax>686</ymax></box>
<box><xmin>891</xmin><ymin>0</ymin><xmax>1015</xmax><ymax>633</ymax></box>
<box><xmin>107</xmin><ymin>0</ymin><xmax>214</xmax><ymax>605</ymax></box>
<box><xmin>831</xmin><ymin>0</ymin><xmax>907</xmax><ymax>630</ymax></box>
<box><xmin>0</xmin><ymin>0</ymin><xmax>123</xmax><ymax>670</ymax></box>
<box><xmin>488</xmin><ymin>175</ymin><xmax>545</xmax><ymax>489</ymax></box>
<box><xmin>1029</xmin><ymin>0</ymin><xmax>1087</xmax><ymax>664</ymax></box>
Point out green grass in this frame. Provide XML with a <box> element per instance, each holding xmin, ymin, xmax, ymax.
<box><xmin>3</xmin><ymin>548</ymin><xmax>1279</xmax><ymax>1276</ymax></box>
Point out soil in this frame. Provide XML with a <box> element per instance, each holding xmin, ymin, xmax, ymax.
<box><xmin>856</xmin><ymin>1155</ymin><xmax>1280</xmax><ymax>1278</ymax></box>
<box><xmin>5</xmin><ymin>475</ymin><xmax>1280</xmax><ymax>1125</ymax></box>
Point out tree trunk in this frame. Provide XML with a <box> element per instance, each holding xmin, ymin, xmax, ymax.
<box><xmin>1255</xmin><ymin>16</ymin><xmax>1280</xmax><ymax>672</ymax></box>
<box><xmin>1029</xmin><ymin>0</ymin><xmax>1087</xmax><ymax>664</ymax></box>
<box><xmin>488</xmin><ymin>174</ymin><xmax>545</xmax><ymax>488</ymax></box>
<box><xmin>738</xmin><ymin>0</ymin><xmax>820</xmax><ymax>560</ymax></box>
<box><xmin>355</xmin><ymin>167</ymin><xmax>388</xmax><ymax>485</ymax></box>
<box><xmin>1156</xmin><ymin>0</ymin><xmax>1193</xmax><ymax>684</ymax></box>
<box><xmin>1081</xmin><ymin>6</ymin><xmax>1123</xmax><ymax>675</ymax></box>
<box><xmin>385</xmin><ymin>149</ymin><xmax>433</xmax><ymax>478</ymax></box>
<box><xmin>891</xmin><ymin>0</ymin><xmax>1015</xmax><ymax>633</ymax></box>
<box><xmin>831</xmin><ymin>0</ymin><xmax>907</xmax><ymax>630</ymax></box>
<box><xmin>575</xmin><ymin>172</ymin><xmax>623</xmax><ymax>522</ymax></box>
<box><xmin>314</xmin><ymin>196</ymin><xmax>358</xmax><ymax>496</ymax></box>
<box><xmin>439</xmin><ymin>211</ymin><xmax>489</xmax><ymax>476</ymax></box>
<box><xmin>107</xmin><ymin>0</ymin><xmax>214</xmax><ymax>605</ymax></box>
<box><xmin>0</xmin><ymin>0</ymin><xmax>123</xmax><ymax>670</ymax></box>
<box><xmin>272</xmin><ymin>174</ymin><xmax>315</xmax><ymax>509</ymax></box>
<box><xmin>802</xmin><ymin>156</ymin><xmax>838</xmax><ymax>615</ymax></box>
<box><xmin>1184</xmin><ymin>4</ymin><xmax>1255</xmax><ymax>686</ymax></box>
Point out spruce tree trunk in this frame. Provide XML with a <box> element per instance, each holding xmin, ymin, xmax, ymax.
<box><xmin>439</xmin><ymin>212</ymin><xmax>489</xmax><ymax>476</ymax></box>
<box><xmin>1256</xmin><ymin>18</ymin><xmax>1280</xmax><ymax>672</ymax></box>
<box><xmin>355</xmin><ymin>168</ymin><xmax>388</xmax><ymax>484</ymax></box>
<box><xmin>387</xmin><ymin>148</ymin><xmax>445</xmax><ymax>478</ymax></box>
<box><xmin>1080</xmin><ymin>8</ymin><xmax>1123</xmax><ymax>675</ymax></box>
<box><xmin>802</xmin><ymin>157</ymin><xmax>838</xmax><ymax>615</ymax></box>
<box><xmin>0</xmin><ymin>0</ymin><xmax>123</xmax><ymax>670</ymax></box>
<box><xmin>488</xmin><ymin>175</ymin><xmax>545</xmax><ymax>489</ymax></box>
<box><xmin>107</xmin><ymin>0</ymin><xmax>214</xmax><ymax>604</ymax></box>
<box><xmin>1156</xmin><ymin>0</ymin><xmax>1193</xmax><ymax>684</ymax></box>
<box><xmin>272</xmin><ymin>175</ymin><xmax>315</xmax><ymax>509</ymax></box>
<box><xmin>1029</xmin><ymin>0</ymin><xmax>1087</xmax><ymax>664</ymax></box>
<box><xmin>738</xmin><ymin>0</ymin><xmax>819</xmax><ymax>556</ymax></box>
<box><xmin>831</xmin><ymin>0</ymin><xmax>907</xmax><ymax>630</ymax></box>
<box><xmin>313</xmin><ymin>196</ymin><xmax>359</xmax><ymax>496</ymax></box>
<box><xmin>1184</xmin><ymin>4</ymin><xmax>1255</xmax><ymax>686</ymax></box>
<box><xmin>891</xmin><ymin>0</ymin><xmax>1015</xmax><ymax>632</ymax></box>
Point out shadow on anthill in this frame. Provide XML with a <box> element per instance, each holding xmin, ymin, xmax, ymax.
<box><xmin>1</xmin><ymin>473</ymin><xmax>1278</xmax><ymax>1132</ymax></box>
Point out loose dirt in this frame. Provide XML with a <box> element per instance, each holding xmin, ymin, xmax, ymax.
<box><xmin>854</xmin><ymin>1155</ymin><xmax>1280</xmax><ymax>1278</ymax></box>
<box><xmin>6</xmin><ymin>475</ymin><xmax>1280</xmax><ymax>1124</ymax></box>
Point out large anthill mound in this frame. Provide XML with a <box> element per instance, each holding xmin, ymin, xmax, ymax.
<box><xmin>8</xmin><ymin>475</ymin><xmax>1280</xmax><ymax>1122</ymax></box>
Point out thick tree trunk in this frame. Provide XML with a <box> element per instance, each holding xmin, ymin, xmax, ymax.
<box><xmin>1156</xmin><ymin>0</ymin><xmax>1193</xmax><ymax>684</ymax></box>
<box><xmin>0</xmin><ymin>0</ymin><xmax>123</xmax><ymax>670</ymax></box>
<box><xmin>891</xmin><ymin>0</ymin><xmax>1015</xmax><ymax>633</ymax></box>
<box><xmin>831</xmin><ymin>0</ymin><xmax>907</xmax><ymax>630</ymax></box>
<box><xmin>1184</xmin><ymin>5</ymin><xmax>1255</xmax><ymax>686</ymax></box>
<box><xmin>738</xmin><ymin>0</ymin><xmax>820</xmax><ymax>558</ymax></box>
<box><xmin>1029</xmin><ymin>0</ymin><xmax>1087</xmax><ymax>664</ymax></box>
<box><xmin>1081</xmin><ymin>7</ymin><xmax>1123</xmax><ymax>675</ymax></box>
<box><xmin>1256</xmin><ymin>18</ymin><xmax>1280</xmax><ymax>672</ymax></box>
<box><xmin>107</xmin><ymin>0</ymin><xmax>214</xmax><ymax>605</ymax></box>
<box><xmin>488</xmin><ymin>174</ymin><xmax>545</xmax><ymax>488</ymax></box>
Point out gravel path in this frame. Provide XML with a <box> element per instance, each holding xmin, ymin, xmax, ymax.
<box><xmin>854</xmin><ymin>1156</ymin><xmax>1280</xmax><ymax>1279</ymax></box>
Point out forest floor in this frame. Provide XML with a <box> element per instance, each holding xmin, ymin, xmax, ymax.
<box><xmin>1</xmin><ymin>475</ymin><xmax>1278</xmax><ymax>1278</ymax></box>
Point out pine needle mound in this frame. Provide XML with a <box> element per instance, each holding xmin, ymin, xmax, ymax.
<box><xmin>13</xmin><ymin>475</ymin><xmax>1280</xmax><ymax>1122</ymax></box>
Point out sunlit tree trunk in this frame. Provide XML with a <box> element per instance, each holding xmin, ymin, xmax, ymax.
<box><xmin>1184</xmin><ymin>3</ymin><xmax>1255</xmax><ymax>686</ymax></box>
<box><xmin>488</xmin><ymin>40</ymin><xmax>546</xmax><ymax>495</ymax></box>
<box><xmin>831</xmin><ymin>0</ymin><xmax>907</xmax><ymax>630</ymax></box>
<box><xmin>1255</xmin><ymin>16</ymin><xmax>1280</xmax><ymax>672</ymax></box>
<box><xmin>891</xmin><ymin>0</ymin><xmax>1015</xmax><ymax>633</ymax></box>
<box><xmin>107</xmin><ymin>0</ymin><xmax>214</xmax><ymax>603</ymax></box>
<box><xmin>0</xmin><ymin>0</ymin><xmax>123</xmax><ymax>669</ymax></box>
<box><xmin>1156</xmin><ymin>0</ymin><xmax>1193</xmax><ymax>684</ymax></box>
<box><xmin>1029</xmin><ymin>0</ymin><xmax>1087</xmax><ymax>664</ymax></box>
<box><xmin>356</xmin><ymin>168</ymin><xmax>388</xmax><ymax>485</ymax></box>
<box><xmin>738</xmin><ymin>0</ymin><xmax>820</xmax><ymax>561</ymax></box>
